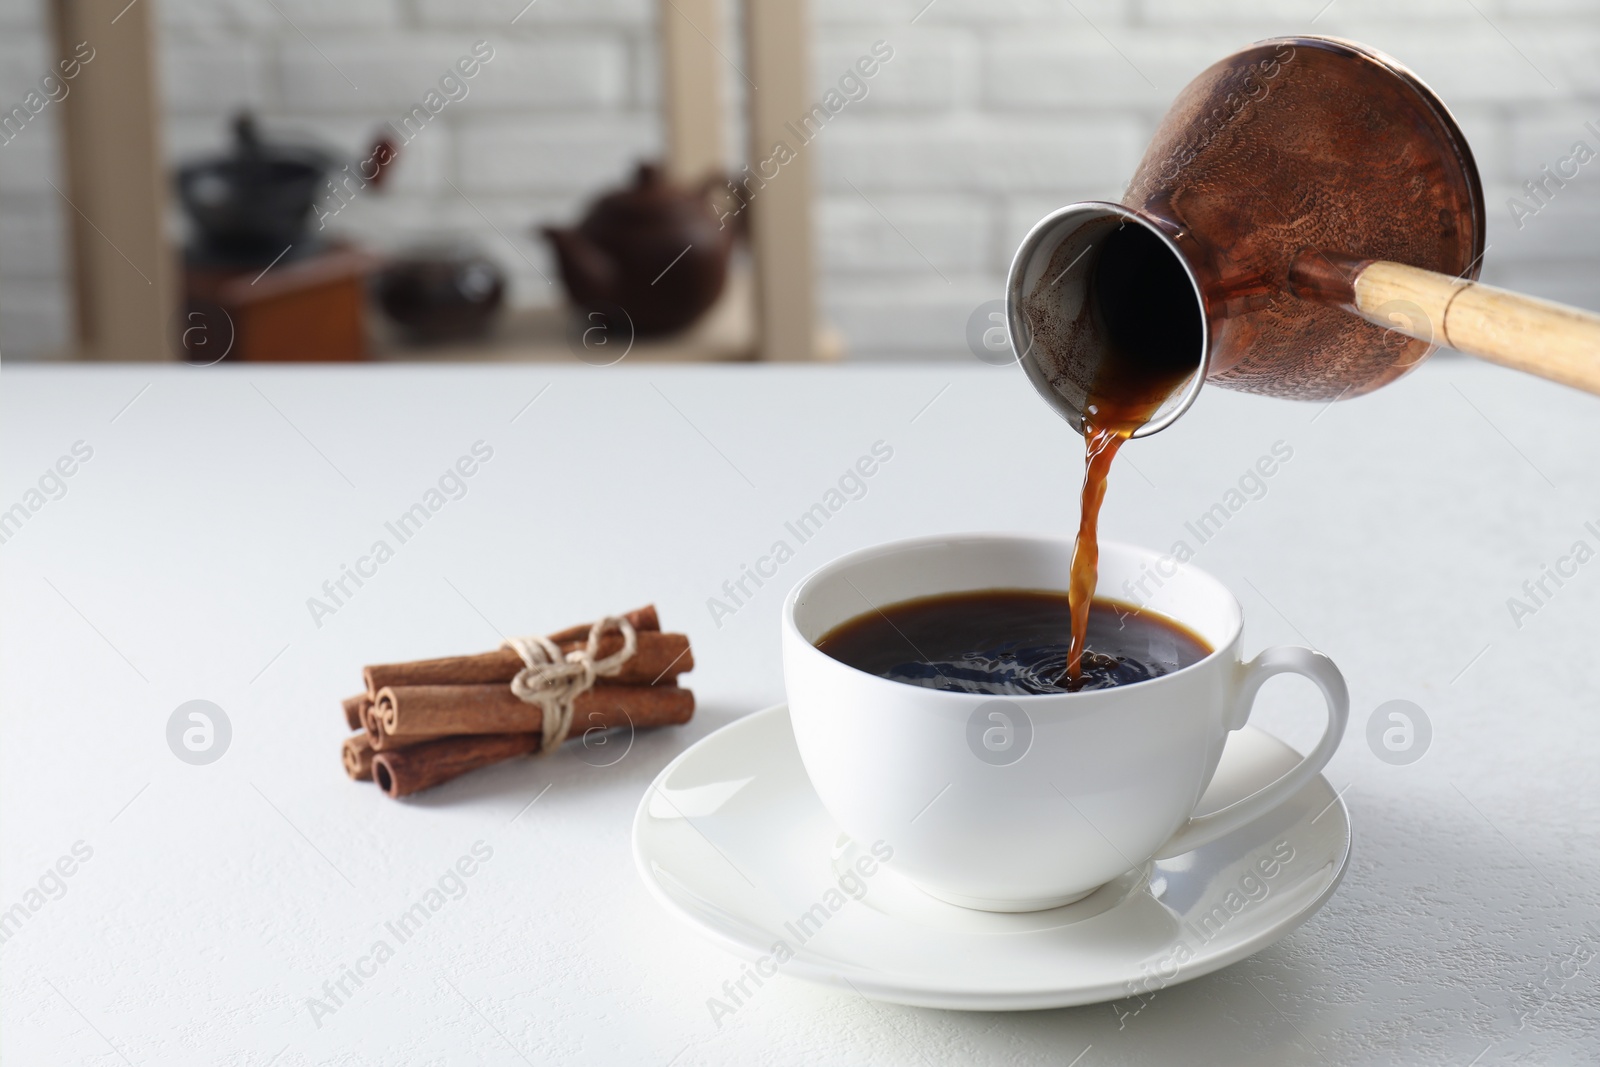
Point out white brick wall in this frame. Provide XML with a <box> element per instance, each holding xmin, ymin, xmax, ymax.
<box><xmin>0</xmin><ymin>12</ymin><xmax>70</xmax><ymax>356</ymax></box>
<box><xmin>3</xmin><ymin>0</ymin><xmax>1600</xmax><ymax>359</ymax></box>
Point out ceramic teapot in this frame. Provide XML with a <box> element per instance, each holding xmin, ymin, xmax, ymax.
<box><xmin>542</xmin><ymin>162</ymin><xmax>734</xmax><ymax>337</ymax></box>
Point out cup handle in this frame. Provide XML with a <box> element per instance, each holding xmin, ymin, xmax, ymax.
<box><xmin>1153</xmin><ymin>646</ymin><xmax>1349</xmax><ymax>860</ymax></box>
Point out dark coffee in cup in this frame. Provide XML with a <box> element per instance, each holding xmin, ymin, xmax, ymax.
<box><xmin>813</xmin><ymin>589</ymin><xmax>1210</xmax><ymax>695</ymax></box>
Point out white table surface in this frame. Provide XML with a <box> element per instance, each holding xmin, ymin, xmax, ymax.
<box><xmin>3</xmin><ymin>358</ymin><xmax>1597</xmax><ymax>1066</ymax></box>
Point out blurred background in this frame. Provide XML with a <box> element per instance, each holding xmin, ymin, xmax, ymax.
<box><xmin>2</xmin><ymin>0</ymin><xmax>1598</xmax><ymax>364</ymax></box>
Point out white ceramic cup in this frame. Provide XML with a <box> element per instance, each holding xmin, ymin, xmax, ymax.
<box><xmin>782</xmin><ymin>533</ymin><xmax>1349</xmax><ymax>913</ymax></box>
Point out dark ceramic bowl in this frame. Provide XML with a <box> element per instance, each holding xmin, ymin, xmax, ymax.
<box><xmin>374</xmin><ymin>250</ymin><xmax>506</xmax><ymax>343</ymax></box>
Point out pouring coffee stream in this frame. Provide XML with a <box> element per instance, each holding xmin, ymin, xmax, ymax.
<box><xmin>1052</xmin><ymin>223</ymin><xmax>1205</xmax><ymax>686</ymax></box>
<box><xmin>1010</xmin><ymin>35</ymin><xmax>1600</xmax><ymax>680</ymax></box>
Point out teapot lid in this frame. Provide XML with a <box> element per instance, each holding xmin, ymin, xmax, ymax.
<box><xmin>584</xmin><ymin>161</ymin><xmax>710</xmax><ymax>228</ymax></box>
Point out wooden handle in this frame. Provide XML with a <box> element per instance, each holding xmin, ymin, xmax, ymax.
<box><xmin>1351</xmin><ymin>260</ymin><xmax>1600</xmax><ymax>395</ymax></box>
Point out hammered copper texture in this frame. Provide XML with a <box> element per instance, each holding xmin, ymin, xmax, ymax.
<box><xmin>1123</xmin><ymin>36</ymin><xmax>1485</xmax><ymax>401</ymax></box>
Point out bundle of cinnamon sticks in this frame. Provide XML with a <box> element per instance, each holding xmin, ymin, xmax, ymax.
<box><xmin>340</xmin><ymin>605</ymin><xmax>693</xmax><ymax>798</ymax></box>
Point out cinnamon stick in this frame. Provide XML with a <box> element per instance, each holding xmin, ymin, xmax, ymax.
<box><xmin>360</xmin><ymin>699</ymin><xmax>381</xmax><ymax>736</ymax></box>
<box><xmin>547</xmin><ymin>604</ymin><xmax>657</xmax><ymax>642</ymax></box>
<box><xmin>373</xmin><ymin>682</ymin><xmax>694</xmax><ymax>742</ymax></box>
<box><xmin>341</xmin><ymin>694</ymin><xmax>370</xmax><ymax>731</ymax></box>
<box><xmin>362</xmin><ymin>627</ymin><xmax>689</xmax><ymax>694</ymax></box>
<box><xmin>371</xmin><ymin>733</ymin><xmax>542</xmax><ymax>798</ymax></box>
<box><xmin>342</xmin><ymin>733</ymin><xmax>375</xmax><ymax>780</ymax></box>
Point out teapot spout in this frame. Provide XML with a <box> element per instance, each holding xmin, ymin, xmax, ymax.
<box><xmin>541</xmin><ymin>225</ymin><xmax>618</xmax><ymax>307</ymax></box>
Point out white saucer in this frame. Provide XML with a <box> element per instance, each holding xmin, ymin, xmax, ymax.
<box><xmin>633</xmin><ymin>704</ymin><xmax>1350</xmax><ymax>1011</ymax></box>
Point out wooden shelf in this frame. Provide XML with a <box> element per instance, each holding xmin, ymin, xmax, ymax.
<box><xmin>372</xmin><ymin>262</ymin><xmax>841</xmax><ymax>364</ymax></box>
<box><xmin>54</xmin><ymin>0</ymin><xmax>841</xmax><ymax>364</ymax></box>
